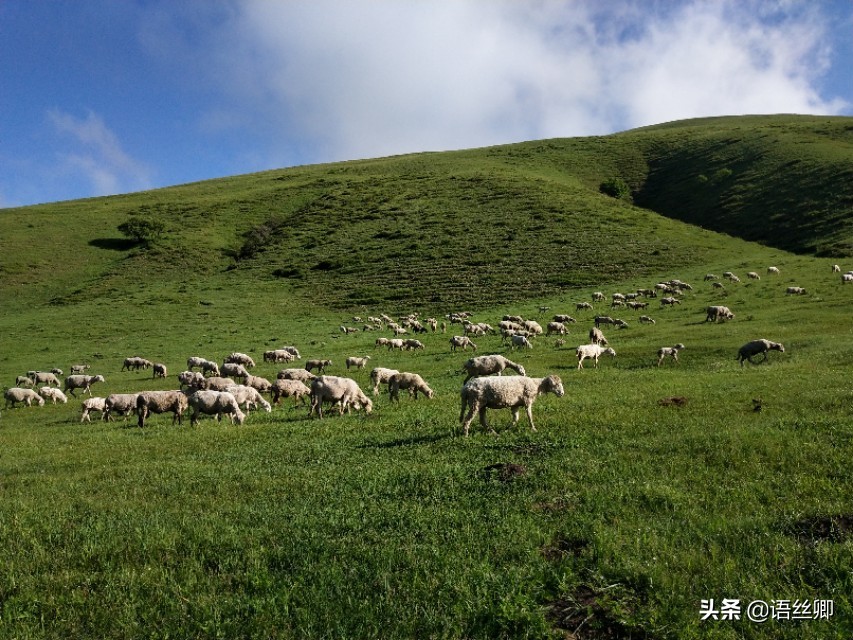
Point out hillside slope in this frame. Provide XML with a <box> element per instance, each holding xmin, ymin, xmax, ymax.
<box><xmin>0</xmin><ymin>115</ymin><xmax>850</xmax><ymax>312</ymax></box>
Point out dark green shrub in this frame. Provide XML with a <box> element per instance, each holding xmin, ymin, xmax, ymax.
<box><xmin>599</xmin><ymin>177</ymin><xmax>631</xmax><ymax>200</ymax></box>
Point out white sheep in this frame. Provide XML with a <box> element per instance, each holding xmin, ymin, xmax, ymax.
<box><xmin>388</xmin><ymin>372</ymin><xmax>434</xmax><ymax>402</ymax></box>
<box><xmin>546</xmin><ymin>321</ymin><xmax>568</xmax><ymax>336</ymax></box>
<box><xmin>122</xmin><ymin>356</ymin><xmax>152</xmax><ymax>371</ymax></box>
<box><xmin>187</xmin><ymin>356</ymin><xmax>219</xmax><ymax>376</ymax></box>
<box><xmin>842</xmin><ymin>274</ymin><xmax>853</xmax><ymax>283</ymax></box>
<box><xmin>345</xmin><ymin>356</ymin><xmax>371</xmax><ymax>370</ymax></box>
<box><xmin>4</xmin><ymin>387</ymin><xmax>45</xmax><ymax>408</ymax></box>
<box><xmin>309</xmin><ymin>375</ymin><xmax>373</xmax><ymax>418</ymax></box>
<box><xmin>29</xmin><ymin>371</ymin><xmax>61</xmax><ymax>387</ymax></box>
<box><xmin>449</xmin><ymin>336</ymin><xmax>477</xmax><ymax>352</ymax></box>
<box><xmin>177</xmin><ymin>370</ymin><xmax>206</xmax><ymax>390</ymax></box>
<box><xmin>225</xmin><ymin>352</ymin><xmax>256</xmax><ymax>368</ymax></box>
<box><xmin>594</xmin><ymin>316</ymin><xmax>614</xmax><ymax>327</ymax></box>
<box><xmin>188</xmin><ymin>390</ymin><xmax>246</xmax><ymax>426</ymax></box>
<box><xmin>374</xmin><ymin>337</ymin><xmax>390</xmax><ymax>349</ymax></box>
<box><xmin>220</xmin><ymin>362</ymin><xmax>249</xmax><ymax>379</ymax></box>
<box><xmin>39</xmin><ymin>386</ymin><xmax>68</xmax><ymax>404</ymax></box>
<box><xmin>768</xmin><ymin>266</ymin><xmax>780</xmax><ymax>274</ymax></box>
<box><xmin>576</xmin><ymin>301</ymin><xmax>593</xmax><ymax>311</ymax></box>
<box><xmin>403</xmin><ymin>339</ymin><xmax>425</xmax><ymax>350</ymax></box>
<box><xmin>63</xmin><ymin>374</ymin><xmax>105</xmax><ymax>397</ymax></box>
<box><xmin>576</xmin><ymin>344</ymin><xmax>617</xmax><ymax>369</ymax></box>
<box><xmin>204</xmin><ymin>376</ymin><xmax>237</xmax><ymax>391</ymax></box>
<box><xmin>706</xmin><ymin>305</ymin><xmax>735</xmax><ymax>322</ymax></box>
<box><xmin>639</xmin><ymin>315</ymin><xmax>656</xmax><ymax>325</ymax></box>
<box><xmin>459</xmin><ymin>374</ymin><xmax>564</xmax><ymax>436</ymax></box>
<box><xmin>14</xmin><ymin>375</ymin><xmax>34</xmax><ymax>388</ymax></box>
<box><xmin>80</xmin><ymin>397</ymin><xmax>107</xmax><ymax>423</ymax></box>
<box><xmin>264</xmin><ymin>349</ymin><xmax>295</xmax><ymax>363</ymax></box>
<box><xmin>277</xmin><ymin>368</ymin><xmax>317</xmax><ymax>383</ymax></box>
<box><xmin>225</xmin><ymin>385</ymin><xmax>272</xmax><ymax>413</ymax></box>
<box><xmin>657</xmin><ymin>343</ymin><xmax>685</xmax><ymax>366</ymax></box>
<box><xmin>786</xmin><ymin>286</ymin><xmax>807</xmax><ymax>295</ymax></box>
<box><xmin>271</xmin><ymin>379</ymin><xmax>311</xmax><ymax>405</ymax></box>
<box><xmin>152</xmin><ymin>363</ymin><xmax>168</xmax><ymax>378</ymax></box>
<box><xmin>510</xmin><ymin>335</ymin><xmax>533</xmax><ymax>350</ymax></box>
<box><xmin>369</xmin><ymin>367</ymin><xmax>400</xmax><ymax>396</ymax></box>
<box><xmin>70</xmin><ymin>364</ymin><xmax>90</xmax><ymax>375</ymax></box>
<box><xmin>136</xmin><ymin>390</ymin><xmax>190</xmax><ymax>427</ymax></box>
<box><xmin>660</xmin><ymin>297</ymin><xmax>681</xmax><ymax>307</ymax></box>
<box><xmin>747</xmin><ymin>272</ymin><xmax>761</xmax><ymax>280</ymax></box>
<box><xmin>243</xmin><ymin>374</ymin><xmax>272</xmax><ymax>394</ymax></box>
<box><xmin>305</xmin><ymin>359</ymin><xmax>332</xmax><ymax>373</ymax></box>
<box><xmin>104</xmin><ymin>393</ymin><xmax>141</xmax><ymax>422</ymax></box>
<box><xmin>737</xmin><ymin>339</ymin><xmax>785</xmax><ymax>366</ymax></box>
<box><xmin>461</xmin><ymin>355</ymin><xmax>526</xmax><ymax>383</ymax></box>
<box><xmin>588</xmin><ymin>327</ymin><xmax>608</xmax><ymax>346</ymax></box>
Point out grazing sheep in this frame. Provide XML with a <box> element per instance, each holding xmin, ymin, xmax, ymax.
<box><xmin>345</xmin><ymin>356</ymin><xmax>372</xmax><ymax>370</ymax></box>
<box><xmin>152</xmin><ymin>363</ymin><xmax>168</xmax><ymax>378</ymax></box>
<box><xmin>264</xmin><ymin>349</ymin><xmax>295</xmax><ymax>363</ymax></box>
<box><xmin>522</xmin><ymin>320</ymin><xmax>543</xmax><ymax>336</ymax></box>
<box><xmin>243</xmin><ymin>374</ymin><xmax>272</xmax><ymax>394</ymax></box>
<box><xmin>712</xmin><ymin>282</ymin><xmax>725</xmax><ymax>289</ymax></box>
<box><xmin>588</xmin><ymin>327</ymin><xmax>608</xmax><ymax>346</ymax></box>
<box><xmin>639</xmin><ymin>315</ymin><xmax>656</xmax><ymax>325</ymax></box>
<box><xmin>369</xmin><ymin>367</ymin><xmax>400</xmax><ymax>396</ymax></box>
<box><xmin>592</xmin><ymin>292</ymin><xmax>605</xmax><ymax>302</ymax></box>
<box><xmin>842</xmin><ymin>274</ymin><xmax>853</xmax><ymax>284</ymax></box>
<box><xmin>80</xmin><ymin>397</ymin><xmax>107</xmax><ymax>423</ymax></box>
<box><xmin>594</xmin><ymin>315</ymin><xmax>615</xmax><ymax>328</ymax></box>
<box><xmin>305</xmin><ymin>359</ymin><xmax>332</xmax><ymax>374</ymax></box>
<box><xmin>220</xmin><ymin>362</ymin><xmax>249</xmax><ymax>379</ymax></box>
<box><xmin>510</xmin><ymin>335</ymin><xmax>533</xmax><ymax>350</ymax></box>
<box><xmin>277</xmin><ymin>368</ymin><xmax>316</xmax><ymax>383</ymax></box>
<box><xmin>613</xmin><ymin>319</ymin><xmax>629</xmax><ymax>329</ymax></box>
<box><xmin>15</xmin><ymin>375</ymin><xmax>34</xmax><ymax>388</ymax></box>
<box><xmin>627</xmin><ymin>301</ymin><xmax>649</xmax><ymax>310</ymax></box>
<box><xmin>657</xmin><ymin>343</ymin><xmax>685</xmax><ymax>366</ymax></box>
<box><xmin>136</xmin><ymin>390</ymin><xmax>190</xmax><ymax>427</ymax></box>
<box><xmin>737</xmin><ymin>339</ymin><xmax>785</xmax><ymax>366</ymax></box>
<box><xmin>63</xmin><ymin>374</ymin><xmax>105</xmax><ymax>397</ymax></box>
<box><xmin>660</xmin><ymin>297</ymin><xmax>681</xmax><ymax>307</ymax></box>
<box><xmin>29</xmin><ymin>371</ymin><xmax>61</xmax><ymax>387</ymax></box>
<box><xmin>204</xmin><ymin>376</ymin><xmax>237</xmax><ymax>392</ymax></box>
<box><xmin>178</xmin><ymin>370</ymin><xmax>206</xmax><ymax>390</ymax></box>
<box><xmin>546</xmin><ymin>321</ymin><xmax>569</xmax><ymax>336</ymax></box>
<box><xmin>459</xmin><ymin>374</ymin><xmax>564</xmax><ymax>436</ymax></box>
<box><xmin>271</xmin><ymin>379</ymin><xmax>311</xmax><ymax>405</ymax></box>
<box><xmin>403</xmin><ymin>339</ymin><xmax>425</xmax><ymax>351</ymax></box>
<box><xmin>280</xmin><ymin>346</ymin><xmax>301</xmax><ymax>360</ymax></box>
<box><xmin>201</xmin><ymin>360</ymin><xmax>220</xmax><ymax>377</ymax></box>
<box><xmin>70</xmin><ymin>364</ymin><xmax>90</xmax><ymax>374</ymax></box>
<box><xmin>747</xmin><ymin>272</ymin><xmax>761</xmax><ymax>280</ymax></box>
<box><xmin>309</xmin><ymin>376</ymin><xmax>373</xmax><ymax>418</ymax></box>
<box><xmin>4</xmin><ymin>387</ymin><xmax>45</xmax><ymax>408</ymax></box>
<box><xmin>186</xmin><ymin>356</ymin><xmax>209</xmax><ymax>371</ymax></box>
<box><xmin>39</xmin><ymin>387</ymin><xmax>68</xmax><ymax>404</ymax></box>
<box><xmin>706</xmin><ymin>305</ymin><xmax>735</xmax><ymax>322</ymax></box>
<box><xmin>576</xmin><ymin>344</ymin><xmax>617</xmax><ymax>369</ymax></box>
<box><xmin>374</xmin><ymin>337</ymin><xmax>390</xmax><ymax>349</ymax></box>
<box><xmin>576</xmin><ymin>302</ymin><xmax>593</xmax><ymax>312</ymax></box>
<box><xmin>122</xmin><ymin>356</ymin><xmax>152</xmax><ymax>371</ymax></box>
<box><xmin>388</xmin><ymin>372</ymin><xmax>435</xmax><ymax>402</ymax></box>
<box><xmin>104</xmin><ymin>393</ymin><xmax>141</xmax><ymax>422</ymax></box>
<box><xmin>188</xmin><ymin>390</ymin><xmax>246</xmax><ymax>426</ymax></box>
<box><xmin>704</xmin><ymin>274</ymin><xmax>718</xmax><ymax>281</ymax></box>
<box><xmin>786</xmin><ymin>286</ymin><xmax>807</xmax><ymax>295</ymax></box>
<box><xmin>224</xmin><ymin>352</ymin><xmax>256</xmax><ymax>368</ymax></box>
<box><xmin>462</xmin><ymin>355</ymin><xmax>526</xmax><ymax>383</ymax></box>
<box><xmin>768</xmin><ymin>266</ymin><xmax>780</xmax><ymax>274</ymax></box>
<box><xmin>225</xmin><ymin>385</ymin><xmax>272</xmax><ymax>413</ymax></box>
<box><xmin>450</xmin><ymin>336</ymin><xmax>477</xmax><ymax>352</ymax></box>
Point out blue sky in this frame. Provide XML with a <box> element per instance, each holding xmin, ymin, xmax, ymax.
<box><xmin>2</xmin><ymin>0</ymin><xmax>851</xmax><ymax>207</ymax></box>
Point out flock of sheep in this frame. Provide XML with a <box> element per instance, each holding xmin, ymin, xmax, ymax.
<box><xmin>6</xmin><ymin>261</ymin><xmax>828</xmax><ymax>434</ymax></box>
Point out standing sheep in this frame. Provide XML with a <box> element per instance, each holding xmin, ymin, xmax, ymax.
<box><xmin>388</xmin><ymin>372</ymin><xmax>434</xmax><ymax>402</ymax></box>
<box><xmin>510</xmin><ymin>335</ymin><xmax>533</xmax><ymax>350</ymax></box>
<box><xmin>104</xmin><ymin>393</ymin><xmax>141</xmax><ymax>422</ymax></box>
<box><xmin>39</xmin><ymin>387</ymin><xmax>68</xmax><ymax>404</ymax></box>
<box><xmin>369</xmin><ymin>367</ymin><xmax>400</xmax><ymax>396</ymax></box>
<box><xmin>576</xmin><ymin>344</ymin><xmax>617</xmax><ymax>370</ymax></box>
<box><xmin>459</xmin><ymin>375</ymin><xmax>564</xmax><ymax>436</ymax></box>
<box><xmin>461</xmin><ymin>355</ymin><xmax>525</xmax><ymax>383</ymax></box>
<box><xmin>449</xmin><ymin>336</ymin><xmax>477</xmax><ymax>352</ymax></box>
<box><xmin>271</xmin><ymin>379</ymin><xmax>312</xmax><ymax>406</ymax></box>
<box><xmin>277</xmin><ymin>368</ymin><xmax>317</xmax><ymax>384</ymax></box>
<box><xmin>657</xmin><ymin>344</ymin><xmax>685</xmax><ymax>366</ymax></box>
<box><xmin>4</xmin><ymin>388</ymin><xmax>45</xmax><ymax>408</ymax></box>
<box><xmin>706</xmin><ymin>306</ymin><xmax>735</xmax><ymax>322</ymax></box>
<box><xmin>188</xmin><ymin>390</ymin><xmax>246</xmax><ymax>426</ymax></box>
<box><xmin>346</xmin><ymin>356</ymin><xmax>372</xmax><ymax>370</ymax></box>
<box><xmin>136</xmin><ymin>390</ymin><xmax>189</xmax><ymax>427</ymax></box>
<box><xmin>152</xmin><ymin>363</ymin><xmax>168</xmax><ymax>378</ymax></box>
<box><xmin>224</xmin><ymin>352</ymin><xmax>256</xmax><ymax>368</ymax></box>
<box><xmin>737</xmin><ymin>339</ymin><xmax>785</xmax><ymax>366</ymax></box>
<box><xmin>225</xmin><ymin>385</ymin><xmax>272</xmax><ymax>413</ymax></box>
<box><xmin>588</xmin><ymin>327</ymin><xmax>608</xmax><ymax>346</ymax></box>
<box><xmin>305</xmin><ymin>359</ymin><xmax>333</xmax><ymax>374</ymax></box>
<box><xmin>63</xmin><ymin>374</ymin><xmax>105</xmax><ymax>397</ymax></box>
<box><xmin>80</xmin><ymin>397</ymin><xmax>107</xmax><ymax>423</ymax></box>
<box><xmin>309</xmin><ymin>376</ymin><xmax>373</xmax><ymax>418</ymax></box>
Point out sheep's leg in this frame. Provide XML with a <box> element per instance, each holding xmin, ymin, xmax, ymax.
<box><xmin>478</xmin><ymin>406</ymin><xmax>497</xmax><ymax>435</ymax></box>
<box><xmin>577</xmin><ymin>357</ymin><xmax>584</xmax><ymax>370</ymax></box>
<box><xmin>461</xmin><ymin>402</ymin><xmax>478</xmax><ymax>436</ymax></box>
<box><xmin>511</xmin><ymin>407</ymin><xmax>520</xmax><ymax>427</ymax></box>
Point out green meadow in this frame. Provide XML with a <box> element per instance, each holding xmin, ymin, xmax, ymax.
<box><xmin>1</xmin><ymin>115</ymin><xmax>852</xmax><ymax>638</ymax></box>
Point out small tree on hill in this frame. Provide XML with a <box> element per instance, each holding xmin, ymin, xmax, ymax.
<box><xmin>118</xmin><ymin>217</ymin><xmax>164</xmax><ymax>244</ymax></box>
<box><xmin>599</xmin><ymin>177</ymin><xmax>631</xmax><ymax>201</ymax></box>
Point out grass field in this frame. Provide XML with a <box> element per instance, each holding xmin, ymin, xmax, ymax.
<box><xmin>1</xmin><ymin>115</ymin><xmax>852</xmax><ymax>638</ymax></box>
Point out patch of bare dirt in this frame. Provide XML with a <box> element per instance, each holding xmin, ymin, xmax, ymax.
<box><xmin>481</xmin><ymin>462</ymin><xmax>526</xmax><ymax>482</ymax></box>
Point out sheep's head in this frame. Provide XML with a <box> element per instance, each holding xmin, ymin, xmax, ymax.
<box><xmin>94</xmin><ymin>375</ymin><xmax>105</xmax><ymax>383</ymax></box>
<box><xmin>772</xmin><ymin>342</ymin><xmax>785</xmax><ymax>353</ymax></box>
<box><xmin>674</xmin><ymin>344</ymin><xmax>686</xmax><ymax>350</ymax></box>
<box><xmin>542</xmin><ymin>375</ymin><xmax>565</xmax><ymax>397</ymax></box>
<box><xmin>605</xmin><ymin>348</ymin><xmax>617</xmax><ymax>358</ymax></box>
<box><xmin>517</xmin><ymin>365</ymin><xmax>527</xmax><ymax>376</ymax></box>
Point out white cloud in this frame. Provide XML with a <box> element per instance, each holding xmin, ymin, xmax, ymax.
<box><xmin>48</xmin><ymin>109</ymin><xmax>152</xmax><ymax>196</ymax></box>
<box><xmin>145</xmin><ymin>0</ymin><xmax>849</xmax><ymax>166</ymax></box>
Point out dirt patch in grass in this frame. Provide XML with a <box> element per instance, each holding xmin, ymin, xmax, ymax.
<box><xmin>658</xmin><ymin>396</ymin><xmax>688</xmax><ymax>407</ymax></box>
<box><xmin>547</xmin><ymin>584</ymin><xmax>648</xmax><ymax>639</ymax></box>
<box><xmin>787</xmin><ymin>514</ymin><xmax>853</xmax><ymax>543</ymax></box>
<box><xmin>541</xmin><ymin>535</ymin><xmax>591</xmax><ymax>561</ymax></box>
<box><xmin>481</xmin><ymin>462</ymin><xmax>526</xmax><ymax>482</ymax></box>
<box><xmin>532</xmin><ymin>497</ymin><xmax>575</xmax><ymax>514</ymax></box>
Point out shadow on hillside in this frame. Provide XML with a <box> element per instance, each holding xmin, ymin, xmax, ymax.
<box><xmin>358</xmin><ymin>433</ymin><xmax>451</xmax><ymax>449</ymax></box>
<box><xmin>89</xmin><ymin>238</ymin><xmax>138</xmax><ymax>251</ymax></box>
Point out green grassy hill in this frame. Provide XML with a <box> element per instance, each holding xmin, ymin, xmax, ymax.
<box><xmin>1</xmin><ymin>115</ymin><xmax>852</xmax><ymax>639</ymax></box>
